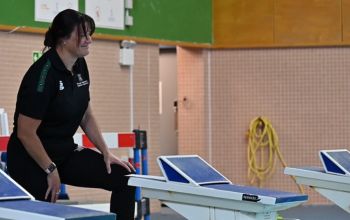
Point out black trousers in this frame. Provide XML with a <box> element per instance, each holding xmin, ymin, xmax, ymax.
<box><xmin>7</xmin><ymin>144</ymin><xmax>135</xmax><ymax>220</ymax></box>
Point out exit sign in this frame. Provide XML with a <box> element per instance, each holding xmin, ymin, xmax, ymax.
<box><xmin>32</xmin><ymin>51</ymin><xmax>43</xmax><ymax>63</ymax></box>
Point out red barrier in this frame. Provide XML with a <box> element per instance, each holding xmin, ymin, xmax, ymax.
<box><xmin>0</xmin><ymin>133</ymin><xmax>136</xmax><ymax>151</ymax></box>
<box><xmin>0</xmin><ymin>136</ymin><xmax>9</xmax><ymax>151</ymax></box>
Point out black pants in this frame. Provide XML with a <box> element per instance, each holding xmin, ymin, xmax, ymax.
<box><xmin>7</xmin><ymin>144</ymin><xmax>135</xmax><ymax>220</ymax></box>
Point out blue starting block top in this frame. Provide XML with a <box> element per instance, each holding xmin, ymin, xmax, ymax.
<box><xmin>205</xmin><ymin>183</ymin><xmax>307</xmax><ymax>204</ymax></box>
<box><xmin>0</xmin><ymin>169</ymin><xmax>33</xmax><ymax>201</ymax></box>
<box><xmin>157</xmin><ymin>155</ymin><xmax>307</xmax><ymax>204</ymax></box>
<box><xmin>158</xmin><ymin>155</ymin><xmax>231</xmax><ymax>186</ymax></box>
<box><xmin>320</xmin><ymin>149</ymin><xmax>350</xmax><ymax>176</ymax></box>
<box><xmin>0</xmin><ymin>200</ymin><xmax>115</xmax><ymax>220</ymax></box>
<box><xmin>0</xmin><ymin>169</ymin><xmax>115</xmax><ymax>220</ymax></box>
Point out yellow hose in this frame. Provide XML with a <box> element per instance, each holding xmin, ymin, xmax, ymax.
<box><xmin>247</xmin><ymin>117</ymin><xmax>304</xmax><ymax>193</ymax></box>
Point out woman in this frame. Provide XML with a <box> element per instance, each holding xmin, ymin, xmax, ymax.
<box><xmin>7</xmin><ymin>9</ymin><xmax>135</xmax><ymax>220</ymax></box>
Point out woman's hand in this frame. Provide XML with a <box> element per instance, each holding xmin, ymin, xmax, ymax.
<box><xmin>103</xmin><ymin>151</ymin><xmax>135</xmax><ymax>174</ymax></box>
<box><xmin>45</xmin><ymin>170</ymin><xmax>61</xmax><ymax>203</ymax></box>
<box><xmin>79</xmin><ymin>105</ymin><xmax>135</xmax><ymax>174</ymax></box>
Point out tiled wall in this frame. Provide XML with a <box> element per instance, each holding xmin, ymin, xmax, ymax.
<box><xmin>178</xmin><ymin>46</ymin><xmax>350</xmax><ymax>204</ymax></box>
<box><xmin>0</xmin><ymin>32</ymin><xmax>160</xmax><ymax>205</ymax></box>
<box><xmin>177</xmin><ymin>47</ymin><xmax>208</xmax><ymax>158</ymax></box>
<box><xmin>3</xmin><ymin>31</ymin><xmax>350</xmax><ymax>208</ymax></box>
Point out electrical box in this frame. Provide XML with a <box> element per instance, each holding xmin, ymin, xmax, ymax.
<box><xmin>125</xmin><ymin>0</ymin><xmax>133</xmax><ymax>9</ymax></box>
<box><xmin>125</xmin><ymin>10</ymin><xmax>133</xmax><ymax>26</ymax></box>
<box><xmin>119</xmin><ymin>48</ymin><xmax>134</xmax><ymax>66</ymax></box>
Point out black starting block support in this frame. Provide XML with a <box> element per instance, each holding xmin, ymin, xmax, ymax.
<box><xmin>133</xmin><ymin>129</ymin><xmax>151</xmax><ymax>220</ymax></box>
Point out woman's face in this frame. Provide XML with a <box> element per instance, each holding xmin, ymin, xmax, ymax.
<box><xmin>64</xmin><ymin>24</ymin><xmax>92</xmax><ymax>58</ymax></box>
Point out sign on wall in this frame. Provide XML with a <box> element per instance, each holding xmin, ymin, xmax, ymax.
<box><xmin>85</xmin><ymin>0</ymin><xmax>124</xmax><ymax>30</ymax></box>
<box><xmin>35</xmin><ymin>0</ymin><xmax>79</xmax><ymax>22</ymax></box>
<box><xmin>32</xmin><ymin>51</ymin><xmax>43</xmax><ymax>63</ymax></box>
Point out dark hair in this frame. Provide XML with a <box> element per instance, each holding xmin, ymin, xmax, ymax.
<box><xmin>44</xmin><ymin>9</ymin><xmax>95</xmax><ymax>49</ymax></box>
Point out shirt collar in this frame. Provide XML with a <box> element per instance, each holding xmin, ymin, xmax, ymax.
<box><xmin>48</xmin><ymin>48</ymin><xmax>79</xmax><ymax>75</ymax></box>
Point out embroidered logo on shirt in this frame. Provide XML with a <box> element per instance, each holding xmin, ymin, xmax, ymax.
<box><xmin>76</xmin><ymin>73</ymin><xmax>89</xmax><ymax>87</ymax></box>
<box><xmin>77</xmin><ymin>74</ymin><xmax>83</xmax><ymax>82</ymax></box>
<box><xmin>59</xmin><ymin>80</ymin><xmax>64</xmax><ymax>90</ymax></box>
<box><xmin>36</xmin><ymin>60</ymin><xmax>51</xmax><ymax>92</ymax></box>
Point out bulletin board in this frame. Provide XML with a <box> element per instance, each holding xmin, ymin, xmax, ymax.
<box><xmin>0</xmin><ymin>0</ymin><xmax>212</xmax><ymax>46</ymax></box>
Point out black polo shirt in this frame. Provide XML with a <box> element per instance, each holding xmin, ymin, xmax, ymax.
<box><xmin>9</xmin><ymin>49</ymin><xmax>90</xmax><ymax>161</ymax></box>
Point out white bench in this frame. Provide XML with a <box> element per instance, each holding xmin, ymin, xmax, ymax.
<box><xmin>128</xmin><ymin>155</ymin><xmax>307</xmax><ymax>220</ymax></box>
<box><xmin>285</xmin><ymin>149</ymin><xmax>350</xmax><ymax>214</ymax></box>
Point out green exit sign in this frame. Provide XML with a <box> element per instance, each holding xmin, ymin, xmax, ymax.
<box><xmin>32</xmin><ymin>51</ymin><xmax>43</xmax><ymax>63</ymax></box>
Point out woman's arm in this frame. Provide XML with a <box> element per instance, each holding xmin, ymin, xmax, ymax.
<box><xmin>17</xmin><ymin>113</ymin><xmax>61</xmax><ymax>202</ymax></box>
<box><xmin>80</xmin><ymin>104</ymin><xmax>134</xmax><ymax>173</ymax></box>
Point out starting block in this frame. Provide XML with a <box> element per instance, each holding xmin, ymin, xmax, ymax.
<box><xmin>285</xmin><ymin>149</ymin><xmax>350</xmax><ymax>214</ymax></box>
<box><xmin>0</xmin><ymin>168</ymin><xmax>115</xmax><ymax>220</ymax></box>
<box><xmin>128</xmin><ymin>155</ymin><xmax>308</xmax><ymax>220</ymax></box>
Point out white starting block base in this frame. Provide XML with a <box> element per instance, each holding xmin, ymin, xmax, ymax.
<box><xmin>164</xmin><ymin>201</ymin><xmax>276</xmax><ymax>220</ymax></box>
<box><xmin>285</xmin><ymin>167</ymin><xmax>350</xmax><ymax>214</ymax></box>
<box><xmin>129</xmin><ymin>175</ymin><xmax>304</xmax><ymax>220</ymax></box>
<box><xmin>128</xmin><ymin>155</ymin><xmax>307</xmax><ymax>220</ymax></box>
<box><xmin>71</xmin><ymin>203</ymin><xmax>110</xmax><ymax>212</ymax></box>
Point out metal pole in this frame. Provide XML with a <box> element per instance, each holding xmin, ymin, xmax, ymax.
<box><xmin>142</xmin><ymin>148</ymin><xmax>150</xmax><ymax>220</ymax></box>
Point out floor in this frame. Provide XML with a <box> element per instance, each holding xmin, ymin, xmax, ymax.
<box><xmin>75</xmin><ymin>203</ymin><xmax>350</xmax><ymax>220</ymax></box>
<box><xmin>278</xmin><ymin>205</ymin><xmax>349</xmax><ymax>220</ymax></box>
<box><xmin>150</xmin><ymin>205</ymin><xmax>349</xmax><ymax>220</ymax></box>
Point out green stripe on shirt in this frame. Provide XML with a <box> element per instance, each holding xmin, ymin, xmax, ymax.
<box><xmin>36</xmin><ymin>60</ymin><xmax>51</xmax><ymax>92</ymax></box>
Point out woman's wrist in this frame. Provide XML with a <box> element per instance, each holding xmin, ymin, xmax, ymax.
<box><xmin>44</xmin><ymin>162</ymin><xmax>57</xmax><ymax>175</ymax></box>
<box><xmin>102</xmin><ymin>149</ymin><xmax>110</xmax><ymax>157</ymax></box>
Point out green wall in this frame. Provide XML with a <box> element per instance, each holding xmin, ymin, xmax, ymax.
<box><xmin>0</xmin><ymin>0</ymin><xmax>212</xmax><ymax>44</ymax></box>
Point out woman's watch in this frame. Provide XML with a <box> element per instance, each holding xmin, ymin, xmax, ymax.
<box><xmin>44</xmin><ymin>162</ymin><xmax>57</xmax><ymax>174</ymax></box>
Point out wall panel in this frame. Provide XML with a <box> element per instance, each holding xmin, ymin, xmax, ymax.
<box><xmin>342</xmin><ymin>0</ymin><xmax>350</xmax><ymax>42</ymax></box>
<box><xmin>213</xmin><ymin>0</ymin><xmax>274</xmax><ymax>47</ymax></box>
<box><xmin>275</xmin><ymin>0</ymin><xmax>342</xmax><ymax>45</ymax></box>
